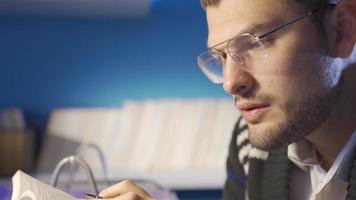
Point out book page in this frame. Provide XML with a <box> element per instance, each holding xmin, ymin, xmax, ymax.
<box><xmin>11</xmin><ymin>170</ymin><xmax>75</xmax><ymax>200</ymax></box>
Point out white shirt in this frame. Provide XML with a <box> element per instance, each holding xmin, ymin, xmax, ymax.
<box><xmin>288</xmin><ymin>131</ymin><xmax>356</xmax><ymax>200</ymax></box>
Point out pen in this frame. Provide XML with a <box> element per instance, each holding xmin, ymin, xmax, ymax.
<box><xmin>83</xmin><ymin>193</ymin><xmax>104</xmax><ymax>199</ymax></box>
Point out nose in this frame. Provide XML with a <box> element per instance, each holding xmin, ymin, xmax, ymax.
<box><xmin>223</xmin><ymin>57</ymin><xmax>255</xmax><ymax>96</ymax></box>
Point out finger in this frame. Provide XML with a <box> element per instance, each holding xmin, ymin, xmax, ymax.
<box><xmin>99</xmin><ymin>180</ymin><xmax>152</xmax><ymax>199</ymax></box>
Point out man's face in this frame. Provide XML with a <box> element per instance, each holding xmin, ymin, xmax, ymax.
<box><xmin>206</xmin><ymin>0</ymin><xmax>341</xmax><ymax>149</ymax></box>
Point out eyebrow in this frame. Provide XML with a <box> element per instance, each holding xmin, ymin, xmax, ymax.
<box><xmin>207</xmin><ymin>20</ymin><xmax>282</xmax><ymax>50</ymax></box>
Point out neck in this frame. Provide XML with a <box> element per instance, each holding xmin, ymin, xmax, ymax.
<box><xmin>306</xmin><ymin>64</ymin><xmax>356</xmax><ymax>171</ymax></box>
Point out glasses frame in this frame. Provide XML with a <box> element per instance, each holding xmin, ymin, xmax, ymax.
<box><xmin>197</xmin><ymin>4</ymin><xmax>333</xmax><ymax>83</ymax></box>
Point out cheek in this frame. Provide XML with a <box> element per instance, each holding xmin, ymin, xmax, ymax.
<box><xmin>257</xmin><ymin>62</ymin><xmax>320</xmax><ymax>117</ymax></box>
<box><xmin>257</xmin><ymin>23</ymin><xmax>340</xmax><ymax>109</ymax></box>
<box><xmin>260</xmin><ymin>57</ymin><xmax>337</xmax><ymax>119</ymax></box>
<box><xmin>263</xmin><ymin>40</ymin><xmax>331</xmax><ymax>101</ymax></box>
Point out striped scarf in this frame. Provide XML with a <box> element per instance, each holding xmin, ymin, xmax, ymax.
<box><xmin>223</xmin><ymin>117</ymin><xmax>356</xmax><ymax>200</ymax></box>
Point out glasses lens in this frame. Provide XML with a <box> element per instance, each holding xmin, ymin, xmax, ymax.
<box><xmin>197</xmin><ymin>34</ymin><xmax>267</xmax><ymax>84</ymax></box>
<box><xmin>227</xmin><ymin>33</ymin><xmax>266</xmax><ymax>72</ymax></box>
<box><xmin>197</xmin><ymin>50</ymin><xmax>224</xmax><ymax>84</ymax></box>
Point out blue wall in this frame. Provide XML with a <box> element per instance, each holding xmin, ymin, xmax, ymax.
<box><xmin>0</xmin><ymin>1</ymin><xmax>228</xmax><ymax>131</ymax></box>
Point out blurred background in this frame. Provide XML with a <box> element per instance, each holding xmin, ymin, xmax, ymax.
<box><xmin>0</xmin><ymin>0</ymin><xmax>238</xmax><ymax>199</ymax></box>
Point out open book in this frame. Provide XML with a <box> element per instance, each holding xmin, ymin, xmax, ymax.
<box><xmin>11</xmin><ymin>170</ymin><xmax>77</xmax><ymax>200</ymax></box>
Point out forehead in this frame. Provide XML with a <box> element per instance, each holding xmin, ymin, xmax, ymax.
<box><xmin>206</xmin><ymin>0</ymin><xmax>298</xmax><ymax>47</ymax></box>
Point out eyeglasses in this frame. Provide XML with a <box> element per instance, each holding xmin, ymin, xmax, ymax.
<box><xmin>197</xmin><ymin>4</ymin><xmax>332</xmax><ymax>84</ymax></box>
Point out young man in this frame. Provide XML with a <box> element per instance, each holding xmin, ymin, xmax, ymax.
<box><xmin>98</xmin><ymin>0</ymin><xmax>355</xmax><ymax>199</ymax></box>
<box><xmin>197</xmin><ymin>0</ymin><xmax>356</xmax><ymax>199</ymax></box>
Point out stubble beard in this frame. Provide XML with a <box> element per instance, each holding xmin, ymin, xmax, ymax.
<box><xmin>247</xmin><ymin>80</ymin><xmax>341</xmax><ymax>150</ymax></box>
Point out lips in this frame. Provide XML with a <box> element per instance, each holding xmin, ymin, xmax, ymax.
<box><xmin>237</xmin><ymin>103</ymin><xmax>269</xmax><ymax>124</ymax></box>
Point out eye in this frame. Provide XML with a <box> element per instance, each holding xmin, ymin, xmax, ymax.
<box><xmin>221</xmin><ymin>51</ymin><xmax>227</xmax><ymax>59</ymax></box>
<box><xmin>211</xmin><ymin>49</ymin><xmax>227</xmax><ymax>61</ymax></box>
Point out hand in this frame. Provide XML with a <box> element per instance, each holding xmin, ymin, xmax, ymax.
<box><xmin>98</xmin><ymin>180</ymin><xmax>155</xmax><ymax>200</ymax></box>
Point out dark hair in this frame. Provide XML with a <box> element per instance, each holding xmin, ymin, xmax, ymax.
<box><xmin>200</xmin><ymin>0</ymin><xmax>222</xmax><ymax>8</ymax></box>
<box><xmin>200</xmin><ymin>0</ymin><xmax>336</xmax><ymax>36</ymax></box>
<box><xmin>200</xmin><ymin>0</ymin><xmax>337</xmax><ymax>10</ymax></box>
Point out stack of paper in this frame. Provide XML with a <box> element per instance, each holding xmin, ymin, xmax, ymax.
<box><xmin>37</xmin><ymin>98</ymin><xmax>240</xmax><ymax>183</ymax></box>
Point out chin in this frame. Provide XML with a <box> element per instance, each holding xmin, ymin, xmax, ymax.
<box><xmin>247</xmin><ymin>107</ymin><xmax>331</xmax><ymax>151</ymax></box>
<box><xmin>243</xmin><ymin>112</ymin><xmax>288</xmax><ymax>150</ymax></box>
<box><xmin>247</xmin><ymin>83</ymin><xmax>340</xmax><ymax>150</ymax></box>
<box><xmin>247</xmin><ymin>122</ymin><xmax>291</xmax><ymax>150</ymax></box>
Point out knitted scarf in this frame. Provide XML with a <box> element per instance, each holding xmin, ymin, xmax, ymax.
<box><xmin>223</xmin><ymin>117</ymin><xmax>356</xmax><ymax>200</ymax></box>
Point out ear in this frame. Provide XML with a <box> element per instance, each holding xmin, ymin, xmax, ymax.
<box><xmin>325</xmin><ymin>0</ymin><xmax>356</xmax><ymax>58</ymax></box>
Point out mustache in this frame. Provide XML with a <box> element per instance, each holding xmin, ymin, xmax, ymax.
<box><xmin>233</xmin><ymin>93</ymin><xmax>275</xmax><ymax>105</ymax></box>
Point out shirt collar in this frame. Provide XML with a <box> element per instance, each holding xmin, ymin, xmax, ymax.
<box><xmin>288</xmin><ymin>130</ymin><xmax>356</xmax><ymax>181</ymax></box>
<box><xmin>334</xmin><ymin>130</ymin><xmax>356</xmax><ymax>181</ymax></box>
<box><xmin>288</xmin><ymin>138</ymin><xmax>320</xmax><ymax>171</ymax></box>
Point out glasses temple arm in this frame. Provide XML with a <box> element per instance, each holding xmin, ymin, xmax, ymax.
<box><xmin>258</xmin><ymin>4</ymin><xmax>331</xmax><ymax>39</ymax></box>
